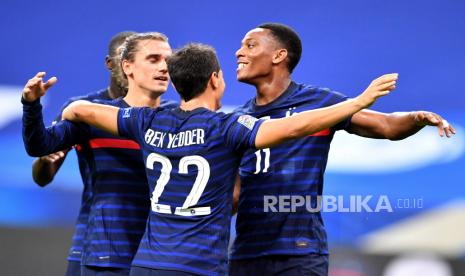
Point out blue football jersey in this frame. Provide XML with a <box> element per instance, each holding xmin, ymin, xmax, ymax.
<box><xmin>231</xmin><ymin>82</ymin><xmax>352</xmax><ymax>259</ymax></box>
<box><xmin>117</xmin><ymin>107</ymin><xmax>263</xmax><ymax>275</ymax></box>
<box><xmin>22</xmin><ymin>92</ymin><xmax>178</xmax><ymax>268</ymax></box>
<box><xmin>50</xmin><ymin>89</ymin><xmax>112</xmax><ymax>264</ymax></box>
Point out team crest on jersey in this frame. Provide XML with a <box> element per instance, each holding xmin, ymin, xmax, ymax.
<box><xmin>237</xmin><ymin>115</ymin><xmax>258</xmax><ymax>130</ymax></box>
<box><xmin>122</xmin><ymin>108</ymin><xmax>132</xmax><ymax>118</ymax></box>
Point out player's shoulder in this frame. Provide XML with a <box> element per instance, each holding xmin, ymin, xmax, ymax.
<box><xmin>63</xmin><ymin>89</ymin><xmax>110</xmax><ymax>107</ymax></box>
<box><xmin>176</xmin><ymin>109</ymin><xmax>232</xmax><ymax>129</ymax></box>
<box><xmin>96</xmin><ymin>96</ymin><xmax>129</xmax><ymax>108</ymax></box>
<box><xmin>233</xmin><ymin>98</ymin><xmax>255</xmax><ymax>114</ymax></box>
<box><xmin>293</xmin><ymin>82</ymin><xmax>331</xmax><ymax>96</ymax></box>
<box><xmin>213</xmin><ymin>111</ymin><xmax>259</xmax><ymax>129</ymax></box>
<box><xmin>159</xmin><ymin>99</ymin><xmax>178</xmax><ymax>109</ymax></box>
<box><xmin>208</xmin><ymin>110</ymin><xmax>239</xmax><ymax>121</ymax></box>
<box><xmin>291</xmin><ymin>82</ymin><xmax>348</xmax><ymax>101</ymax></box>
<box><xmin>72</xmin><ymin>89</ymin><xmax>109</xmax><ymax>102</ymax></box>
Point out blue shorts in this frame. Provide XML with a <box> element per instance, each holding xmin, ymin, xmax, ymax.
<box><xmin>81</xmin><ymin>265</ymin><xmax>130</xmax><ymax>276</ymax></box>
<box><xmin>229</xmin><ymin>253</ymin><xmax>329</xmax><ymax>276</ymax></box>
<box><xmin>130</xmin><ymin>266</ymin><xmax>197</xmax><ymax>276</ymax></box>
<box><xmin>66</xmin><ymin>261</ymin><xmax>81</xmax><ymax>276</ymax></box>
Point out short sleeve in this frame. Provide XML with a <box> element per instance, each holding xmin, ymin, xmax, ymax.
<box><xmin>220</xmin><ymin>113</ymin><xmax>264</xmax><ymax>152</ymax></box>
<box><xmin>52</xmin><ymin>98</ymin><xmax>75</xmax><ymax>125</ymax></box>
<box><xmin>117</xmin><ymin>107</ymin><xmax>155</xmax><ymax>144</ymax></box>
<box><xmin>322</xmin><ymin>89</ymin><xmax>352</xmax><ymax>131</ymax></box>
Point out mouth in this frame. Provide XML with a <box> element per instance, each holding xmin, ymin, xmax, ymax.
<box><xmin>153</xmin><ymin>76</ymin><xmax>168</xmax><ymax>82</ymax></box>
<box><xmin>237</xmin><ymin>62</ymin><xmax>248</xmax><ymax>71</ymax></box>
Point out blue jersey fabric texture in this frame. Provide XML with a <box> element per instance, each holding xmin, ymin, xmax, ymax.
<box><xmin>117</xmin><ymin>107</ymin><xmax>263</xmax><ymax>276</ymax></box>
<box><xmin>22</xmin><ymin>90</ymin><xmax>177</xmax><ymax>269</ymax></box>
<box><xmin>231</xmin><ymin>82</ymin><xmax>352</xmax><ymax>260</ymax></box>
<box><xmin>24</xmin><ymin>89</ymin><xmax>111</xmax><ymax>264</ymax></box>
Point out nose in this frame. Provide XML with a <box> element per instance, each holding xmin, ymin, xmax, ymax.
<box><xmin>235</xmin><ymin>47</ymin><xmax>244</xmax><ymax>58</ymax></box>
<box><xmin>159</xmin><ymin>60</ymin><xmax>168</xmax><ymax>74</ymax></box>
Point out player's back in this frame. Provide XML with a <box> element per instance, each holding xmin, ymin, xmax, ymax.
<box><xmin>118</xmin><ymin>106</ymin><xmax>262</xmax><ymax>275</ymax></box>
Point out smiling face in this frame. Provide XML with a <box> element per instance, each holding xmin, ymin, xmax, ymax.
<box><xmin>235</xmin><ymin>28</ymin><xmax>280</xmax><ymax>85</ymax></box>
<box><xmin>123</xmin><ymin>39</ymin><xmax>172</xmax><ymax>94</ymax></box>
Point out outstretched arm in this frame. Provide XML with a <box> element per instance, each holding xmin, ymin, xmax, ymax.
<box><xmin>62</xmin><ymin>100</ymin><xmax>119</xmax><ymax>136</ymax></box>
<box><xmin>348</xmin><ymin>109</ymin><xmax>456</xmax><ymax>140</ymax></box>
<box><xmin>255</xmin><ymin>73</ymin><xmax>398</xmax><ymax>149</ymax></box>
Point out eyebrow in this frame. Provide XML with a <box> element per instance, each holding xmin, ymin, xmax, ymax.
<box><xmin>242</xmin><ymin>38</ymin><xmax>256</xmax><ymax>44</ymax></box>
<box><xmin>145</xmin><ymin>54</ymin><xmax>162</xmax><ymax>59</ymax></box>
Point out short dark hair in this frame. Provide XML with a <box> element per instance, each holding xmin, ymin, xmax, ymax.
<box><xmin>120</xmin><ymin>32</ymin><xmax>169</xmax><ymax>62</ymax></box>
<box><xmin>108</xmin><ymin>31</ymin><xmax>136</xmax><ymax>58</ymax></box>
<box><xmin>167</xmin><ymin>43</ymin><xmax>220</xmax><ymax>101</ymax></box>
<box><xmin>257</xmin><ymin>23</ymin><xmax>302</xmax><ymax>73</ymax></box>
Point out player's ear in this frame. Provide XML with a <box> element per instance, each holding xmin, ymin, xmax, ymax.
<box><xmin>210</xmin><ymin>71</ymin><xmax>219</xmax><ymax>89</ymax></box>
<box><xmin>122</xmin><ymin>59</ymin><xmax>132</xmax><ymax>77</ymax></box>
<box><xmin>105</xmin><ymin>55</ymin><xmax>112</xmax><ymax>71</ymax></box>
<box><xmin>272</xmin><ymin>49</ymin><xmax>288</xmax><ymax>65</ymax></box>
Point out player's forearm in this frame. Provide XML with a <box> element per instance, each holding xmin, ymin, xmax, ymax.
<box><xmin>22</xmin><ymin>98</ymin><xmax>71</xmax><ymax>156</ymax></box>
<box><xmin>289</xmin><ymin>98</ymin><xmax>365</xmax><ymax>137</ymax></box>
<box><xmin>348</xmin><ymin>110</ymin><xmax>424</xmax><ymax>140</ymax></box>
<box><xmin>21</xmin><ymin>99</ymin><xmax>59</xmax><ymax>157</ymax></box>
<box><xmin>32</xmin><ymin>152</ymin><xmax>67</xmax><ymax>186</ymax></box>
<box><xmin>64</xmin><ymin>101</ymin><xmax>119</xmax><ymax>136</ymax></box>
<box><xmin>383</xmin><ymin>112</ymin><xmax>424</xmax><ymax>140</ymax></box>
<box><xmin>256</xmin><ymin>98</ymin><xmax>364</xmax><ymax>148</ymax></box>
<box><xmin>32</xmin><ymin>158</ymin><xmax>54</xmax><ymax>186</ymax></box>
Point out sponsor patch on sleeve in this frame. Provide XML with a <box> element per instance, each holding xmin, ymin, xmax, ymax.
<box><xmin>122</xmin><ymin>108</ymin><xmax>132</xmax><ymax>118</ymax></box>
<box><xmin>237</xmin><ymin>115</ymin><xmax>258</xmax><ymax>130</ymax></box>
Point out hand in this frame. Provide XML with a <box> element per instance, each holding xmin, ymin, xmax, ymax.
<box><xmin>357</xmin><ymin>73</ymin><xmax>398</xmax><ymax>109</ymax></box>
<box><xmin>413</xmin><ymin>111</ymin><xmax>456</xmax><ymax>137</ymax></box>
<box><xmin>38</xmin><ymin>151</ymin><xmax>66</xmax><ymax>164</ymax></box>
<box><xmin>22</xmin><ymin>72</ymin><xmax>58</xmax><ymax>102</ymax></box>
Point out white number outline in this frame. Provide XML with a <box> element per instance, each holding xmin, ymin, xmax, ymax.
<box><xmin>254</xmin><ymin>115</ymin><xmax>271</xmax><ymax>174</ymax></box>
<box><xmin>254</xmin><ymin>148</ymin><xmax>270</xmax><ymax>174</ymax></box>
<box><xmin>146</xmin><ymin>153</ymin><xmax>211</xmax><ymax>216</ymax></box>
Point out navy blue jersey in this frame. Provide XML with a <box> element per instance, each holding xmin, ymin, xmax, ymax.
<box><xmin>231</xmin><ymin>82</ymin><xmax>351</xmax><ymax>259</ymax></box>
<box><xmin>117</xmin><ymin>107</ymin><xmax>263</xmax><ymax>275</ymax></box>
<box><xmin>60</xmin><ymin>89</ymin><xmax>111</xmax><ymax>264</ymax></box>
<box><xmin>22</xmin><ymin>92</ymin><xmax>178</xmax><ymax>269</ymax></box>
<box><xmin>24</xmin><ymin>89</ymin><xmax>111</xmax><ymax>264</ymax></box>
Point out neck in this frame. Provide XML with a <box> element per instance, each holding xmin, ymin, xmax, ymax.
<box><xmin>180</xmin><ymin>91</ymin><xmax>217</xmax><ymax>111</ymax></box>
<box><xmin>253</xmin><ymin>71</ymin><xmax>292</xmax><ymax>106</ymax></box>
<box><xmin>124</xmin><ymin>83</ymin><xmax>162</xmax><ymax>108</ymax></box>
<box><xmin>108</xmin><ymin>78</ymin><xmax>126</xmax><ymax>99</ymax></box>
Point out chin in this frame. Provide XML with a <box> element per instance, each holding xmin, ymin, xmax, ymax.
<box><xmin>152</xmin><ymin>86</ymin><xmax>168</xmax><ymax>94</ymax></box>
<box><xmin>237</xmin><ymin>72</ymin><xmax>248</xmax><ymax>82</ymax></box>
<box><xmin>237</xmin><ymin>75</ymin><xmax>255</xmax><ymax>85</ymax></box>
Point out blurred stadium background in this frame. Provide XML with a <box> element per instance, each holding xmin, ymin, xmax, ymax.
<box><xmin>1</xmin><ymin>0</ymin><xmax>464</xmax><ymax>275</ymax></box>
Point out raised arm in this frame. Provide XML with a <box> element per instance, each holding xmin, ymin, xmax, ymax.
<box><xmin>347</xmin><ymin>109</ymin><xmax>455</xmax><ymax>140</ymax></box>
<box><xmin>62</xmin><ymin>100</ymin><xmax>119</xmax><ymax>136</ymax></box>
<box><xmin>255</xmin><ymin>73</ymin><xmax>398</xmax><ymax>149</ymax></box>
<box><xmin>22</xmin><ymin>72</ymin><xmax>85</xmax><ymax>157</ymax></box>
